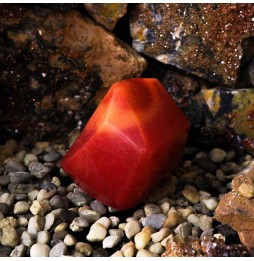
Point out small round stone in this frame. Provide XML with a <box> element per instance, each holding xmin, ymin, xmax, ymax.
<box><xmin>29</xmin><ymin>162</ymin><xmax>51</xmax><ymax>179</ymax></box>
<box><xmin>144</xmin><ymin>203</ymin><xmax>161</xmax><ymax>216</ymax></box>
<box><xmin>14</xmin><ymin>201</ymin><xmax>30</xmax><ymax>214</ymax></box>
<box><xmin>174</xmin><ymin>222</ymin><xmax>192</xmax><ymax>239</ymax></box>
<box><xmin>0</xmin><ymin>175</ymin><xmax>10</xmax><ymax>185</ymax></box>
<box><xmin>49</xmin><ymin>195</ymin><xmax>69</xmax><ymax>209</ymax></box>
<box><xmin>111</xmin><ymin>250</ymin><xmax>123</xmax><ymax>257</ymax></box>
<box><xmin>10</xmin><ymin>244</ymin><xmax>26</xmax><ymax>257</ymax></box>
<box><xmin>54</xmin><ymin>222</ymin><xmax>68</xmax><ymax>232</ymax></box>
<box><xmin>86</xmin><ymin>223</ymin><xmax>107</xmax><ymax>242</ymax></box>
<box><xmin>59</xmin><ymin>209</ymin><xmax>76</xmax><ymax>223</ymax></box>
<box><xmin>95</xmin><ymin>217</ymin><xmax>111</xmax><ymax>229</ymax></box>
<box><xmin>44</xmin><ymin>212</ymin><xmax>55</xmax><ymax>231</ymax></box>
<box><xmin>102</xmin><ymin>235</ymin><xmax>121</xmax><ymax>248</ymax></box>
<box><xmin>125</xmin><ymin>220</ymin><xmax>141</xmax><ymax>239</ymax></box>
<box><xmin>151</xmin><ymin>227</ymin><xmax>171</xmax><ymax>243</ymax></box>
<box><xmin>35</xmin><ymin>141</ymin><xmax>50</xmax><ymax>150</ymax></box>
<box><xmin>21</xmin><ymin>231</ymin><xmax>33</xmax><ymax>247</ymax></box>
<box><xmin>238</xmin><ymin>183</ymin><xmax>254</xmax><ymax>199</ymax></box>
<box><xmin>64</xmin><ymin>234</ymin><xmax>77</xmax><ymax>246</ymax></box>
<box><xmin>78</xmin><ymin>209</ymin><xmax>101</xmax><ymax>223</ymax></box>
<box><xmin>90</xmin><ymin>200</ymin><xmax>107</xmax><ymax>215</ymax></box>
<box><xmin>70</xmin><ymin>217</ymin><xmax>89</xmax><ymax>232</ymax></box>
<box><xmin>134</xmin><ymin>230</ymin><xmax>151</xmax><ymax>250</ymax></box>
<box><xmin>0</xmin><ymin>193</ymin><xmax>14</xmax><ymax>206</ymax></box>
<box><xmin>28</xmin><ymin>190</ymin><xmax>39</xmax><ymax>201</ymax></box>
<box><xmin>27</xmin><ymin>215</ymin><xmax>45</xmax><ymax>236</ymax></box>
<box><xmin>9</xmin><ymin>172</ymin><xmax>31</xmax><ymax>183</ymax></box>
<box><xmin>49</xmin><ymin>242</ymin><xmax>68</xmax><ymax>257</ymax></box>
<box><xmin>75</xmin><ymin>242</ymin><xmax>93</xmax><ymax>256</ymax></box>
<box><xmin>163</xmin><ymin>212</ymin><xmax>183</xmax><ymax>228</ymax></box>
<box><xmin>109</xmin><ymin>229</ymin><xmax>124</xmax><ymax>238</ymax></box>
<box><xmin>0</xmin><ymin>226</ymin><xmax>19</xmax><ymax>247</ymax></box>
<box><xmin>30</xmin><ymin>243</ymin><xmax>51</xmax><ymax>257</ymax></box>
<box><xmin>30</xmin><ymin>200</ymin><xmax>51</xmax><ymax>216</ymax></box>
<box><xmin>123</xmin><ymin>246</ymin><xmax>135</xmax><ymax>257</ymax></box>
<box><xmin>67</xmin><ymin>191</ymin><xmax>92</xmax><ymax>207</ymax></box>
<box><xmin>17</xmin><ymin>217</ymin><xmax>28</xmax><ymax>227</ymax></box>
<box><xmin>43</xmin><ymin>151</ymin><xmax>60</xmax><ymax>162</ymax></box>
<box><xmin>23</xmin><ymin>153</ymin><xmax>38</xmax><ymax>167</ymax></box>
<box><xmin>4</xmin><ymin>159</ymin><xmax>26</xmax><ymax>173</ymax></box>
<box><xmin>182</xmin><ymin>187</ymin><xmax>200</xmax><ymax>204</ymax></box>
<box><xmin>92</xmin><ymin>248</ymin><xmax>109</xmax><ymax>257</ymax></box>
<box><xmin>209</xmin><ymin>148</ymin><xmax>227</xmax><ymax>163</ymax></box>
<box><xmin>201</xmin><ymin>198</ymin><xmax>219</xmax><ymax>211</ymax></box>
<box><xmin>109</xmin><ymin>216</ymin><xmax>120</xmax><ymax>227</ymax></box>
<box><xmin>149</xmin><ymin>242</ymin><xmax>165</xmax><ymax>255</ymax></box>
<box><xmin>36</xmin><ymin>231</ymin><xmax>51</xmax><ymax>244</ymax></box>
<box><xmin>141</xmin><ymin>214</ymin><xmax>167</xmax><ymax>230</ymax></box>
<box><xmin>199</xmin><ymin>215</ymin><xmax>213</xmax><ymax>231</ymax></box>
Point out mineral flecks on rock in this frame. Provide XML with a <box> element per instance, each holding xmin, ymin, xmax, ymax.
<box><xmin>0</xmin><ymin>4</ymin><xmax>146</xmax><ymax>140</ymax></box>
<box><xmin>200</xmin><ymin>89</ymin><xmax>254</xmax><ymax>154</ymax></box>
<box><xmin>130</xmin><ymin>3</ymin><xmax>254</xmax><ymax>86</ymax></box>
<box><xmin>84</xmin><ymin>3</ymin><xmax>128</xmax><ymax>31</ymax></box>
<box><xmin>215</xmin><ymin>160</ymin><xmax>254</xmax><ymax>250</ymax></box>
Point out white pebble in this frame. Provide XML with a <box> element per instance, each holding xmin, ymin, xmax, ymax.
<box><xmin>30</xmin><ymin>243</ymin><xmax>51</xmax><ymax>257</ymax></box>
<box><xmin>111</xmin><ymin>250</ymin><xmax>123</xmax><ymax>257</ymax></box>
<box><xmin>86</xmin><ymin>223</ymin><xmax>107</xmax><ymax>242</ymax></box>
<box><xmin>36</xmin><ymin>230</ymin><xmax>51</xmax><ymax>244</ymax></box>
<box><xmin>149</xmin><ymin>242</ymin><xmax>165</xmax><ymax>255</ymax></box>
<box><xmin>125</xmin><ymin>220</ymin><xmax>141</xmax><ymax>239</ymax></box>
<box><xmin>28</xmin><ymin>190</ymin><xmax>39</xmax><ymax>201</ymax></box>
<box><xmin>0</xmin><ymin>193</ymin><xmax>14</xmax><ymax>206</ymax></box>
<box><xmin>27</xmin><ymin>215</ymin><xmax>45</xmax><ymax>237</ymax></box>
<box><xmin>123</xmin><ymin>246</ymin><xmax>135</xmax><ymax>257</ymax></box>
<box><xmin>151</xmin><ymin>227</ymin><xmax>171</xmax><ymax>243</ymax></box>
<box><xmin>64</xmin><ymin>234</ymin><xmax>77</xmax><ymax>246</ymax></box>
<box><xmin>23</xmin><ymin>153</ymin><xmax>38</xmax><ymax>167</ymax></box>
<box><xmin>201</xmin><ymin>198</ymin><xmax>219</xmax><ymax>211</ymax></box>
<box><xmin>44</xmin><ymin>213</ymin><xmax>55</xmax><ymax>231</ymax></box>
<box><xmin>14</xmin><ymin>201</ymin><xmax>30</xmax><ymax>214</ymax></box>
<box><xmin>102</xmin><ymin>235</ymin><xmax>121</xmax><ymax>248</ymax></box>
<box><xmin>95</xmin><ymin>217</ymin><xmax>111</xmax><ymax>229</ymax></box>
<box><xmin>109</xmin><ymin>216</ymin><xmax>120</xmax><ymax>227</ymax></box>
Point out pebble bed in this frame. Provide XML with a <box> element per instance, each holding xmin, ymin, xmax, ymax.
<box><xmin>0</xmin><ymin>134</ymin><xmax>252</xmax><ymax>257</ymax></box>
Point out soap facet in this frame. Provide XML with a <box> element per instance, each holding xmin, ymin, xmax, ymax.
<box><xmin>61</xmin><ymin>78</ymin><xmax>190</xmax><ymax>210</ymax></box>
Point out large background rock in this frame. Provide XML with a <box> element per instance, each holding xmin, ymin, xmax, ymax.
<box><xmin>130</xmin><ymin>3</ymin><xmax>254</xmax><ymax>86</ymax></box>
<box><xmin>0</xmin><ymin>4</ymin><xmax>146</xmax><ymax>141</ymax></box>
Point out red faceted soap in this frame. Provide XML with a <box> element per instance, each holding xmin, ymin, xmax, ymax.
<box><xmin>61</xmin><ymin>78</ymin><xmax>190</xmax><ymax>210</ymax></box>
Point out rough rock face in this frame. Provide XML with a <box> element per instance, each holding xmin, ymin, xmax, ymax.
<box><xmin>215</xmin><ymin>160</ymin><xmax>254</xmax><ymax>250</ymax></box>
<box><xmin>200</xmin><ymin>89</ymin><xmax>254</xmax><ymax>154</ymax></box>
<box><xmin>130</xmin><ymin>3</ymin><xmax>254</xmax><ymax>86</ymax></box>
<box><xmin>0</xmin><ymin>4</ymin><xmax>146</xmax><ymax>140</ymax></box>
<box><xmin>84</xmin><ymin>3</ymin><xmax>128</xmax><ymax>31</ymax></box>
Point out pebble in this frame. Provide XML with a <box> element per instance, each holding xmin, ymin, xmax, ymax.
<box><xmin>43</xmin><ymin>151</ymin><xmax>60</xmax><ymax>162</ymax></box>
<box><xmin>10</xmin><ymin>244</ymin><xmax>26</xmax><ymax>257</ymax></box>
<box><xmin>125</xmin><ymin>220</ymin><xmax>141</xmax><ymax>239</ymax></box>
<box><xmin>176</xmin><ymin>197</ymin><xmax>190</xmax><ymax>207</ymax></box>
<box><xmin>86</xmin><ymin>223</ymin><xmax>107</xmax><ymax>242</ymax></box>
<box><xmin>160</xmin><ymin>201</ymin><xmax>171</xmax><ymax>215</ymax></box>
<box><xmin>49</xmin><ymin>242</ymin><xmax>68</xmax><ymax>257</ymax></box>
<box><xmin>8</xmin><ymin>183</ymin><xmax>35</xmax><ymax>194</ymax></box>
<box><xmin>163</xmin><ymin>212</ymin><xmax>183</xmax><ymax>228</ymax></box>
<box><xmin>149</xmin><ymin>242</ymin><xmax>165</xmax><ymax>255</ymax></box>
<box><xmin>144</xmin><ymin>203</ymin><xmax>161</xmax><ymax>216</ymax></box>
<box><xmin>109</xmin><ymin>228</ymin><xmax>124</xmax><ymax>238</ymax></box>
<box><xmin>27</xmin><ymin>215</ymin><xmax>45</xmax><ymax>236</ymax></box>
<box><xmin>199</xmin><ymin>215</ymin><xmax>213</xmax><ymax>231</ymax></box>
<box><xmin>136</xmin><ymin>249</ymin><xmax>158</xmax><ymax>257</ymax></box>
<box><xmin>182</xmin><ymin>187</ymin><xmax>200</xmax><ymax>204</ymax></box>
<box><xmin>49</xmin><ymin>195</ymin><xmax>69</xmax><ymax>209</ymax></box>
<box><xmin>67</xmin><ymin>191</ymin><xmax>92</xmax><ymax>207</ymax></box>
<box><xmin>95</xmin><ymin>216</ymin><xmax>111</xmax><ymax>229</ymax></box>
<box><xmin>54</xmin><ymin>222</ymin><xmax>68</xmax><ymax>232</ymax></box>
<box><xmin>30</xmin><ymin>200</ymin><xmax>51</xmax><ymax>216</ymax></box>
<box><xmin>21</xmin><ymin>231</ymin><xmax>34</xmax><ymax>247</ymax></box>
<box><xmin>102</xmin><ymin>235</ymin><xmax>121</xmax><ymax>248</ymax></box>
<box><xmin>133</xmin><ymin>209</ymin><xmax>146</xmax><ymax>220</ymax></box>
<box><xmin>37</xmin><ymin>189</ymin><xmax>56</xmax><ymax>201</ymax></box>
<box><xmin>64</xmin><ymin>234</ymin><xmax>77</xmax><ymax>246</ymax></box>
<box><xmin>4</xmin><ymin>159</ymin><xmax>26</xmax><ymax>173</ymax></box>
<box><xmin>51</xmin><ymin>176</ymin><xmax>61</xmax><ymax>186</ymax></box>
<box><xmin>59</xmin><ymin>209</ymin><xmax>76</xmax><ymax>223</ymax></box>
<box><xmin>0</xmin><ymin>226</ymin><xmax>19</xmax><ymax>247</ymax></box>
<box><xmin>30</xmin><ymin>243</ymin><xmax>51</xmax><ymax>257</ymax></box>
<box><xmin>44</xmin><ymin>212</ymin><xmax>55</xmax><ymax>231</ymax></box>
<box><xmin>35</xmin><ymin>141</ymin><xmax>50</xmax><ymax>150</ymax></box>
<box><xmin>177</xmin><ymin>207</ymin><xmax>195</xmax><ymax>219</ymax></box>
<box><xmin>0</xmin><ymin>217</ymin><xmax>17</xmax><ymax>228</ymax></box>
<box><xmin>90</xmin><ymin>200</ymin><xmax>107</xmax><ymax>214</ymax></box>
<box><xmin>0</xmin><ymin>203</ymin><xmax>8</xmax><ymax>216</ymax></box>
<box><xmin>201</xmin><ymin>198</ymin><xmax>219</xmax><ymax>211</ymax></box>
<box><xmin>17</xmin><ymin>217</ymin><xmax>28</xmax><ymax>227</ymax></box>
<box><xmin>151</xmin><ymin>227</ymin><xmax>171</xmax><ymax>243</ymax></box>
<box><xmin>141</xmin><ymin>214</ymin><xmax>167</xmax><ymax>230</ymax></box>
<box><xmin>75</xmin><ymin>242</ymin><xmax>93</xmax><ymax>256</ymax></box>
<box><xmin>123</xmin><ymin>246</ymin><xmax>135</xmax><ymax>257</ymax></box>
<box><xmin>238</xmin><ymin>183</ymin><xmax>254</xmax><ymax>198</ymax></box>
<box><xmin>0</xmin><ymin>175</ymin><xmax>10</xmax><ymax>185</ymax></box>
<box><xmin>0</xmin><ymin>193</ymin><xmax>14</xmax><ymax>206</ymax></box>
<box><xmin>23</xmin><ymin>153</ymin><xmax>38</xmax><ymax>167</ymax></box>
<box><xmin>36</xmin><ymin>230</ymin><xmax>51</xmax><ymax>244</ymax></box>
<box><xmin>78</xmin><ymin>209</ymin><xmax>101</xmax><ymax>223</ymax></box>
<box><xmin>28</xmin><ymin>190</ymin><xmax>39</xmax><ymax>201</ymax></box>
<box><xmin>110</xmin><ymin>216</ymin><xmax>120</xmax><ymax>227</ymax></box>
<box><xmin>92</xmin><ymin>248</ymin><xmax>109</xmax><ymax>257</ymax></box>
<box><xmin>53</xmin><ymin>231</ymin><xmax>68</xmax><ymax>240</ymax></box>
<box><xmin>134</xmin><ymin>230</ymin><xmax>151</xmax><ymax>250</ymax></box>
<box><xmin>209</xmin><ymin>148</ymin><xmax>227</xmax><ymax>163</ymax></box>
<box><xmin>15</xmin><ymin>150</ymin><xmax>27</xmax><ymax>162</ymax></box>
<box><xmin>174</xmin><ymin>222</ymin><xmax>192</xmax><ymax>239</ymax></box>
<box><xmin>9</xmin><ymin>171</ymin><xmax>31</xmax><ymax>183</ymax></box>
<box><xmin>70</xmin><ymin>217</ymin><xmax>89</xmax><ymax>232</ymax></box>
<box><xmin>28</xmin><ymin>162</ymin><xmax>51</xmax><ymax>179</ymax></box>
<box><xmin>13</xmin><ymin>201</ymin><xmax>30</xmax><ymax>214</ymax></box>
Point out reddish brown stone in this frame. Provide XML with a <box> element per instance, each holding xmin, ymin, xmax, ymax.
<box><xmin>215</xmin><ymin>160</ymin><xmax>254</xmax><ymax>250</ymax></box>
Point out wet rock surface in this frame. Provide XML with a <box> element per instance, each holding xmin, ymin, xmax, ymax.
<box><xmin>130</xmin><ymin>3</ymin><xmax>254</xmax><ymax>86</ymax></box>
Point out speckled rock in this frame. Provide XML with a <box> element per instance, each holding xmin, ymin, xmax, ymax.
<box><xmin>130</xmin><ymin>3</ymin><xmax>254</xmax><ymax>86</ymax></box>
<box><xmin>0</xmin><ymin>4</ymin><xmax>146</xmax><ymax>140</ymax></box>
<box><xmin>84</xmin><ymin>3</ymin><xmax>127</xmax><ymax>31</ymax></box>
